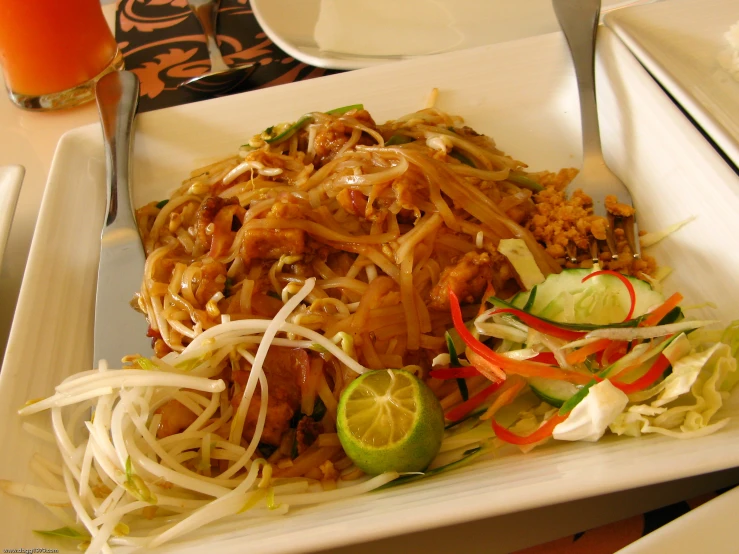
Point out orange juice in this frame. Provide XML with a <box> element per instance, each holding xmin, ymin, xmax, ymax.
<box><xmin>0</xmin><ymin>0</ymin><xmax>123</xmax><ymax>109</ymax></box>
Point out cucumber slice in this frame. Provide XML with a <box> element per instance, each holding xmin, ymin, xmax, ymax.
<box><xmin>488</xmin><ymin>295</ymin><xmax>639</xmax><ymax>331</ymax></box>
<box><xmin>511</xmin><ymin>286</ymin><xmax>537</xmax><ymax>311</ymax></box>
<box><xmin>528</xmin><ymin>376</ymin><xmax>581</xmax><ymax>408</ymax></box>
<box><xmin>510</xmin><ymin>268</ymin><xmax>663</xmax><ymax>325</ymax></box>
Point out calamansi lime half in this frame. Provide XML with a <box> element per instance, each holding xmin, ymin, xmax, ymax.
<box><xmin>337</xmin><ymin>369</ymin><xmax>445</xmax><ymax>475</ymax></box>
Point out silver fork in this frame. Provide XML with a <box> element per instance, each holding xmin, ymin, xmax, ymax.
<box><xmin>552</xmin><ymin>0</ymin><xmax>640</xmax><ymax>263</ymax></box>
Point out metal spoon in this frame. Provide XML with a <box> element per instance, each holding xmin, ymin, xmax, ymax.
<box><xmin>178</xmin><ymin>0</ymin><xmax>257</xmax><ymax>94</ymax></box>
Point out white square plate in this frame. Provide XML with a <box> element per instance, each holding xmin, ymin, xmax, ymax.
<box><xmin>0</xmin><ymin>165</ymin><xmax>24</xmax><ymax>271</ymax></box>
<box><xmin>605</xmin><ymin>0</ymin><xmax>739</xmax><ymax>168</ymax></box>
<box><xmin>2</xmin><ymin>27</ymin><xmax>739</xmax><ymax>553</ymax></box>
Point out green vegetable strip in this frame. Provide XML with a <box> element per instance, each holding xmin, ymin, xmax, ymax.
<box><xmin>385</xmin><ymin>134</ymin><xmax>415</xmax><ymax>146</ymax></box>
<box><xmin>449</xmin><ymin>149</ymin><xmax>475</xmax><ymax>167</ymax></box>
<box><xmin>264</xmin><ymin>104</ymin><xmax>365</xmax><ymax>145</ymax></box>
<box><xmin>507</xmin><ymin>172</ymin><xmax>545</xmax><ymax>192</ymax></box>
<box><xmin>264</xmin><ymin>116</ymin><xmax>310</xmax><ymax>144</ymax></box>
<box><xmin>559</xmin><ymin>380</ymin><xmax>596</xmax><ymax>415</ymax></box>
<box><xmin>446</xmin><ymin>332</ymin><xmax>469</xmax><ymax>401</ymax></box>
<box><xmin>324</xmin><ymin>103</ymin><xmax>364</xmax><ymax>115</ymax></box>
<box><xmin>378</xmin><ymin>446</ymin><xmax>486</xmax><ymax>489</ymax></box>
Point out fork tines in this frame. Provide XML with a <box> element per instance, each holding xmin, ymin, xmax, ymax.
<box><xmin>566</xmin><ymin>214</ymin><xmax>641</xmax><ymax>264</ymax></box>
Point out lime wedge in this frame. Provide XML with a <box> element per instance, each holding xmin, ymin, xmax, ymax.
<box><xmin>337</xmin><ymin>369</ymin><xmax>445</xmax><ymax>475</ymax></box>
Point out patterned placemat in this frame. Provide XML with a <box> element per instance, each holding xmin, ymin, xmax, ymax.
<box><xmin>115</xmin><ymin>0</ymin><xmax>337</xmax><ymax>112</ymax></box>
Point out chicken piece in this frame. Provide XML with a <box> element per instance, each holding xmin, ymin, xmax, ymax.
<box><xmin>428</xmin><ymin>251</ymin><xmax>495</xmax><ymax>310</ymax></box>
<box><xmin>194</xmin><ymin>196</ymin><xmax>239</xmax><ymax>253</ymax></box>
<box><xmin>156</xmin><ymin>400</ymin><xmax>198</xmax><ymax>438</ymax></box>
<box><xmin>269</xmin><ymin>198</ymin><xmax>303</xmax><ymax>220</ymax></box>
<box><xmin>194</xmin><ymin>261</ymin><xmax>228</xmax><ymax>306</ymax></box>
<box><xmin>314</xmin><ymin>109</ymin><xmax>377</xmax><ymax>166</ymax></box>
<box><xmin>336</xmin><ymin>188</ymin><xmax>368</xmax><ymax>217</ymax></box>
<box><xmin>231</xmin><ymin>347</ymin><xmax>306</xmax><ymax>446</ymax></box>
<box><xmin>208</xmin><ymin>204</ymin><xmax>247</xmax><ymax>259</ymax></box>
<box><xmin>296</xmin><ymin>416</ymin><xmax>324</xmax><ymax>455</ymax></box>
<box><xmin>240</xmin><ymin>228</ymin><xmax>306</xmax><ymax>261</ymax></box>
<box><xmin>241</xmin><ymin>197</ymin><xmax>307</xmax><ymax>261</ymax></box>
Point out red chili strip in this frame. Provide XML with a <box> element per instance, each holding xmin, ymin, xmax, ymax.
<box><xmin>449</xmin><ymin>289</ymin><xmax>506</xmax><ymax>381</ymax></box>
<box><xmin>530</xmin><ymin>352</ymin><xmax>558</xmax><ymax>365</ymax></box>
<box><xmin>611</xmin><ymin>353</ymin><xmax>671</xmax><ymax>394</ymax></box>
<box><xmin>449</xmin><ymin>289</ymin><xmax>591</xmax><ymax>385</ymax></box>
<box><xmin>582</xmin><ymin>270</ymin><xmax>637</xmax><ymax>321</ymax></box>
<box><xmin>492</xmin><ymin>413</ymin><xmax>568</xmax><ymax>445</ymax></box>
<box><xmin>490</xmin><ymin>308</ymin><xmax>585</xmax><ymax>341</ymax></box>
<box><xmin>430</xmin><ymin>367</ymin><xmax>481</xmax><ymax>379</ymax></box>
<box><xmin>601</xmin><ymin>340</ymin><xmax>628</xmax><ymax>367</ymax></box>
<box><xmin>445</xmin><ymin>382</ymin><xmax>503</xmax><ymax>421</ymax></box>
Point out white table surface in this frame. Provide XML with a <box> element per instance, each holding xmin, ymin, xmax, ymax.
<box><xmin>0</xmin><ymin>4</ymin><xmax>737</xmax><ymax>553</ymax></box>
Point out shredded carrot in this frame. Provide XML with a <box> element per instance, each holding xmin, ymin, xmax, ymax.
<box><xmin>480</xmin><ymin>376</ymin><xmax>527</xmax><ymax>421</ymax></box>
<box><xmin>565</xmin><ymin>338</ymin><xmax>611</xmax><ymax>365</ymax></box>
<box><xmin>478</xmin><ymin>282</ymin><xmax>496</xmax><ymax>316</ymax></box>
<box><xmin>468</xmin><ymin>349</ymin><xmax>592</xmax><ymax>385</ymax></box>
<box><xmin>641</xmin><ymin>292</ymin><xmax>683</xmax><ymax>327</ymax></box>
<box><xmin>445</xmin><ymin>381</ymin><xmax>503</xmax><ymax>421</ymax></box>
<box><xmin>466</xmin><ymin>350</ymin><xmax>506</xmax><ymax>382</ymax></box>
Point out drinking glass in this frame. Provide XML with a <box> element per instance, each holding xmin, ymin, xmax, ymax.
<box><xmin>0</xmin><ymin>0</ymin><xmax>124</xmax><ymax>110</ymax></box>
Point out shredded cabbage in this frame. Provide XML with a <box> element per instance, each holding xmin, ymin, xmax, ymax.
<box><xmin>497</xmin><ymin>238</ymin><xmax>545</xmax><ymax>291</ymax></box>
<box><xmin>639</xmin><ymin>216</ymin><xmax>696</xmax><ymax>248</ymax></box>
<box><xmin>610</xmin><ymin>327</ymin><xmax>738</xmax><ymax>439</ymax></box>
<box><xmin>553</xmin><ymin>380</ymin><xmax>628</xmax><ymax>442</ymax></box>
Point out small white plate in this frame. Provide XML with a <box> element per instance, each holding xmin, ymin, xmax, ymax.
<box><xmin>0</xmin><ymin>165</ymin><xmax>24</xmax><ymax>270</ymax></box>
<box><xmin>252</xmin><ymin>0</ymin><xmax>652</xmax><ymax>70</ymax></box>
<box><xmin>618</xmin><ymin>486</ymin><xmax>739</xmax><ymax>553</ymax></box>
<box><xmin>2</xmin><ymin>27</ymin><xmax>739</xmax><ymax>554</ymax></box>
<box><xmin>605</xmin><ymin>0</ymin><xmax>739</xmax><ymax>169</ymax></box>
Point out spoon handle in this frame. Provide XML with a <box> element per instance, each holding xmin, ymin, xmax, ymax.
<box><xmin>552</xmin><ymin>0</ymin><xmax>603</xmax><ymax>170</ymax></box>
<box><xmin>187</xmin><ymin>0</ymin><xmax>230</xmax><ymax>73</ymax></box>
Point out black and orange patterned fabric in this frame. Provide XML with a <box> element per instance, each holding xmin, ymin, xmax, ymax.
<box><xmin>116</xmin><ymin>0</ymin><xmax>337</xmax><ymax>112</ymax></box>
<box><xmin>114</xmin><ymin>2</ymin><xmax>734</xmax><ymax>550</ymax></box>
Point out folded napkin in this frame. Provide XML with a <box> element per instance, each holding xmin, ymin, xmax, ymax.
<box><xmin>314</xmin><ymin>0</ymin><xmax>642</xmax><ymax>59</ymax></box>
<box><xmin>315</xmin><ymin>0</ymin><xmax>468</xmax><ymax>57</ymax></box>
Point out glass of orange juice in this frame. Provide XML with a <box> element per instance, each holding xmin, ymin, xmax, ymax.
<box><xmin>0</xmin><ymin>0</ymin><xmax>124</xmax><ymax>110</ymax></box>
